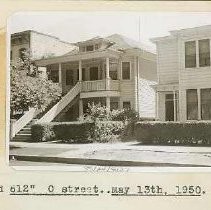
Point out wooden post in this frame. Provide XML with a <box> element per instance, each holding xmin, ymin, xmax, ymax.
<box><xmin>79</xmin><ymin>60</ymin><xmax>82</xmax><ymax>81</ymax></box>
<box><xmin>106</xmin><ymin>97</ymin><xmax>110</xmax><ymax>113</ymax></box>
<box><xmin>197</xmin><ymin>88</ymin><xmax>201</xmax><ymax>120</ymax></box>
<box><xmin>59</xmin><ymin>63</ymin><xmax>62</xmax><ymax>84</ymax></box>
<box><xmin>173</xmin><ymin>91</ymin><xmax>177</xmax><ymax>121</ymax></box>
<box><xmin>79</xmin><ymin>99</ymin><xmax>83</xmax><ymax>118</ymax></box>
<box><xmin>106</xmin><ymin>57</ymin><xmax>110</xmax><ymax>90</ymax></box>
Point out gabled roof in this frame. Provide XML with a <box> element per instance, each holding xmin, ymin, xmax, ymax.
<box><xmin>106</xmin><ymin>34</ymin><xmax>156</xmax><ymax>54</ymax></box>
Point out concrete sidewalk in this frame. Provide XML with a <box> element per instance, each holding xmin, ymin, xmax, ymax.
<box><xmin>9</xmin><ymin>141</ymin><xmax>211</xmax><ymax>167</ymax></box>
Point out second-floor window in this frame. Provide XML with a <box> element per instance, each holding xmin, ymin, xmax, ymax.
<box><xmin>86</xmin><ymin>45</ymin><xmax>94</xmax><ymax>52</ymax></box>
<box><xmin>185</xmin><ymin>39</ymin><xmax>211</xmax><ymax>68</ymax></box>
<box><xmin>122</xmin><ymin>62</ymin><xmax>130</xmax><ymax>80</ymax></box>
<box><xmin>199</xmin><ymin>39</ymin><xmax>210</xmax><ymax>67</ymax></box>
<box><xmin>185</xmin><ymin>41</ymin><xmax>196</xmax><ymax>68</ymax></box>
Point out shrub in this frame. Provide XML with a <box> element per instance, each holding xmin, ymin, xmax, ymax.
<box><xmin>31</xmin><ymin>122</ymin><xmax>94</xmax><ymax>143</ymax></box>
<box><xmin>93</xmin><ymin>120</ymin><xmax>125</xmax><ymax>143</ymax></box>
<box><xmin>135</xmin><ymin>121</ymin><xmax>211</xmax><ymax>145</ymax></box>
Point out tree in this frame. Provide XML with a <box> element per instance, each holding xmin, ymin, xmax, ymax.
<box><xmin>10</xmin><ymin>50</ymin><xmax>62</xmax><ymax>118</ymax></box>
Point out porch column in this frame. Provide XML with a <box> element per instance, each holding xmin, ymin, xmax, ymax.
<box><xmin>155</xmin><ymin>91</ymin><xmax>159</xmax><ymax>120</ymax></box>
<box><xmin>58</xmin><ymin>63</ymin><xmax>62</xmax><ymax>84</ymax></box>
<box><xmin>106</xmin><ymin>57</ymin><xmax>110</xmax><ymax>90</ymax></box>
<box><xmin>106</xmin><ymin>97</ymin><xmax>110</xmax><ymax>113</ymax></box>
<box><xmin>79</xmin><ymin>99</ymin><xmax>83</xmax><ymax>118</ymax></box>
<box><xmin>197</xmin><ymin>88</ymin><xmax>201</xmax><ymax>120</ymax></box>
<box><xmin>79</xmin><ymin>60</ymin><xmax>82</xmax><ymax>81</ymax></box>
<box><xmin>173</xmin><ymin>91</ymin><xmax>177</xmax><ymax>121</ymax></box>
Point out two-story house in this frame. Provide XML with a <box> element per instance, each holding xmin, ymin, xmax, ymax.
<box><xmin>10</xmin><ymin>30</ymin><xmax>76</xmax><ymax>76</ymax></box>
<box><xmin>34</xmin><ymin>34</ymin><xmax>157</xmax><ymax>122</ymax></box>
<box><xmin>151</xmin><ymin>25</ymin><xmax>211</xmax><ymax>122</ymax></box>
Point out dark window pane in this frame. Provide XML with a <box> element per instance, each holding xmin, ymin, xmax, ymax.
<box><xmin>185</xmin><ymin>41</ymin><xmax>196</xmax><ymax>68</ymax></box>
<box><xmin>19</xmin><ymin>48</ymin><xmax>26</xmax><ymax>60</ymax></box>
<box><xmin>199</xmin><ymin>39</ymin><xmax>210</xmax><ymax>67</ymax></box>
<box><xmin>47</xmin><ymin>64</ymin><xmax>59</xmax><ymax>83</ymax></box>
<box><xmin>66</xmin><ymin>70</ymin><xmax>74</xmax><ymax>85</ymax></box>
<box><xmin>187</xmin><ymin>89</ymin><xmax>198</xmax><ymax>120</ymax></box>
<box><xmin>201</xmin><ymin>88</ymin><xmax>211</xmax><ymax>120</ymax></box>
<box><xmin>122</xmin><ymin>62</ymin><xmax>130</xmax><ymax>80</ymax></box>
<box><xmin>110</xmin><ymin>102</ymin><xmax>119</xmax><ymax>111</ymax></box>
<box><xmin>110</xmin><ymin>62</ymin><xmax>118</xmax><ymax>80</ymax></box>
<box><xmin>86</xmin><ymin>45</ymin><xmax>94</xmax><ymax>52</ymax></box>
<box><xmin>123</xmin><ymin>101</ymin><xmax>131</xmax><ymax>109</ymax></box>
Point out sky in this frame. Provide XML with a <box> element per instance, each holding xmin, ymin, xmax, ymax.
<box><xmin>8</xmin><ymin>12</ymin><xmax>211</xmax><ymax>48</ymax></box>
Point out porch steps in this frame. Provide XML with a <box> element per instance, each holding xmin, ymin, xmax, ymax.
<box><xmin>12</xmin><ymin>119</ymin><xmax>37</xmax><ymax>142</ymax></box>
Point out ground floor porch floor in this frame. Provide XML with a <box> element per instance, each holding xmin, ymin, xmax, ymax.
<box><xmin>155</xmin><ymin>84</ymin><xmax>211</xmax><ymax>122</ymax></box>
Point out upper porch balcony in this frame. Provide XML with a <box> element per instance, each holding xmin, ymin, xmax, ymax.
<box><xmin>35</xmin><ymin>50</ymin><xmax>122</xmax><ymax>97</ymax></box>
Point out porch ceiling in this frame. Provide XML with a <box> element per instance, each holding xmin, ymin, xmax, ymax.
<box><xmin>35</xmin><ymin>49</ymin><xmax>121</xmax><ymax>66</ymax></box>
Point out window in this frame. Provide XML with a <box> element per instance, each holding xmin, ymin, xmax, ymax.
<box><xmin>86</xmin><ymin>45</ymin><xmax>94</xmax><ymax>52</ymax></box>
<box><xmin>10</xmin><ymin>50</ymin><xmax>13</xmax><ymax>61</ymax></box>
<box><xmin>187</xmin><ymin>89</ymin><xmax>198</xmax><ymax>120</ymax></box>
<box><xmin>82</xmin><ymin>68</ymin><xmax>86</xmax><ymax>81</ymax></box>
<box><xmin>199</xmin><ymin>39</ymin><xmax>210</xmax><ymax>67</ymax></box>
<box><xmin>122</xmin><ymin>62</ymin><xmax>130</xmax><ymax>80</ymax></box>
<box><xmin>19</xmin><ymin>48</ymin><xmax>26</xmax><ymax>60</ymax></box>
<box><xmin>110</xmin><ymin>102</ymin><xmax>119</xmax><ymax>111</ymax></box>
<box><xmin>123</xmin><ymin>101</ymin><xmax>131</xmax><ymax>110</ymax></box>
<box><xmin>109</xmin><ymin>62</ymin><xmax>118</xmax><ymax>80</ymax></box>
<box><xmin>94</xmin><ymin>44</ymin><xmax>99</xmax><ymax>50</ymax></box>
<box><xmin>49</xmin><ymin>70</ymin><xmax>59</xmax><ymax>83</ymax></box>
<box><xmin>66</xmin><ymin>70</ymin><xmax>74</xmax><ymax>85</ymax></box>
<box><xmin>201</xmin><ymin>88</ymin><xmax>211</xmax><ymax>120</ymax></box>
<box><xmin>47</xmin><ymin>64</ymin><xmax>59</xmax><ymax>83</ymax></box>
<box><xmin>81</xmin><ymin>46</ymin><xmax>86</xmax><ymax>52</ymax></box>
<box><xmin>185</xmin><ymin>41</ymin><xmax>196</xmax><ymax>68</ymax></box>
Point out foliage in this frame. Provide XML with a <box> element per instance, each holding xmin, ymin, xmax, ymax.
<box><xmin>135</xmin><ymin>121</ymin><xmax>211</xmax><ymax>145</ymax></box>
<box><xmin>10</xmin><ymin>50</ymin><xmax>62</xmax><ymax>117</ymax></box>
<box><xmin>79</xmin><ymin>103</ymin><xmax>140</xmax><ymax>142</ymax></box>
<box><xmin>81</xmin><ymin>102</ymin><xmax>139</xmax><ymax>122</ymax></box>
<box><xmin>31</xmin><ymin>122</ymin><xmax>94</xmax><ymax>143</ymax></box>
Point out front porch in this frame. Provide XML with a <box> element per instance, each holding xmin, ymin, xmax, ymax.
<box><xmin>35</xmin><ymin>51</ymin><xmax>122</xmax><ymax>121</ymax></box>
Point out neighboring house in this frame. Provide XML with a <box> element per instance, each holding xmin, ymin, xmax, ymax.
<box><xmin>10</xmin><ymin>30</ymin><xmax>76</xmax><ymax>72</ymax></box>
<box><xmin>151</xmin><ymin>25</ymin><xmax>211</xmax><ymax>122</ymax></box>
<box><xmin>34</xmin><ymin>34</ymin><xmax>157</xmax><ymax>122</ymax></box>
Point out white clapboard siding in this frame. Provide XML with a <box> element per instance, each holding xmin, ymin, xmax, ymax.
<box><xmin>157</xmin><ymin>39</ymin><xmax>179</xmax><ymax>84</ymax></box>
<box><xmin>138</xmin><ymin>78</ymin><xmax>157</xmax><ymax>118</ymax></box>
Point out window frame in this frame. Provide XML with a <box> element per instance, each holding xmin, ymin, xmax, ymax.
<box><xmin>200</xmin><ymin>88</ymin><xmax>211</xmax><ymax>120</ymax></box>
<box><xmin>186</xmin><ymin>89</ymin><xmax>198</xmax><ymax>120</ymax></box>
<box><xmin>121</xmin><ymin>61</ymin><xmax>131</xmax><ymax>80</ymax></box>
<box><xmin>199</xmin><ymin>39</ymin><xmax>210</xmax><ymax>67</ymax></box>
<box><xmin>184</xmin><ymin>38</ymin><xmax>211</xmax><ymax>69</ymax></box>
<box><xmin>185</xmin><ymin>41</ymin><xmax>197</xmax><ymax>68</ymax></box>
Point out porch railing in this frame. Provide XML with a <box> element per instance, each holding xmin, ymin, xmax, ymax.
<box><xmin>110</xmin><ymin>80</ymin><xmax>120</xmax><ymax>91</ymax></box>
<box><xmin>10</xmin><ymin>108</ymin><xmax>36</xmax><ymax>138</ymax></box>
<box><xmin>37</xmin><ymin>82</ymin><xmax>82</xmax><ymax>123</ymax></box>
<box><xmin>82</xmin><ymin>79</ymin><xmax>120</xmax><ymax>92</ymax></box>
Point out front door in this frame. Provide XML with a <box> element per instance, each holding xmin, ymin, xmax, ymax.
<box><xmin>89</xmin><ymin>67</ymin><xmax>98</xmax><ymax>81</ymax></box>
<box><xmin>165</xmin><ymin>94</ymin><xmax>174</xmax><ymax>121</ymax></box>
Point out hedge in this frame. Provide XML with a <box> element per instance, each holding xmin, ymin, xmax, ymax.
<box><xmin>31</xmin><ymin>122</ymin><xmax>94</xmax><ymax>143</ymax></box>
<box><xmin>135</xmin><ymin>121</ymin><xmax>211</xmax><ymax>145</ymax></box>
<box><xmin>31</xmin><ymin>121</ymin><xmax>125</xmax><ymax>143</ymax></box>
